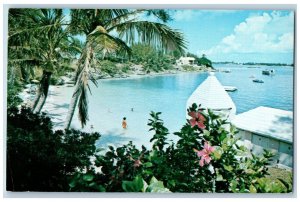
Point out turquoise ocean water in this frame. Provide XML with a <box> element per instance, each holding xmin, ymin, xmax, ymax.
<box><xmin>68</xmin><ymin>64</ymin><xmax>294</xmax><ymax>148</ymax></box>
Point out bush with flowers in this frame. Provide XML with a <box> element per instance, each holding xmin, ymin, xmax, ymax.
<box><xmin>70</xmin><ymin>103</ymin><xmax>291</xmax><ymax>193</ymax></box>
<box><xmin>7</xmin><ymin>105</ymin><xmax>292</xmax><ymax>192</ymax></box>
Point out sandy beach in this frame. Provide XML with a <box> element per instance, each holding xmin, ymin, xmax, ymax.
<box><xmin>20</xmin><ymin>72</ymin><xmax>193</xmax><ymax>149</ymax></box>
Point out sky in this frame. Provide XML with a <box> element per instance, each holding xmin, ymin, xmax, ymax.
<box><xmin>64</xmin><ymin>9</ymin><xmax>295</xmax><ymax>64</ymax></box>
<box><xmin>165</xmin><ymin>9</ymin><xmax>294</xmax><ymax>64</ymax></box>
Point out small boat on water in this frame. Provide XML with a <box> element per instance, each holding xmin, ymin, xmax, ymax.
<box><xmin>221</xmin><ymin>69</ymin><xmax>231</xmax><ymax>73</ymax></box>
<box><xmin>223</xmin><ymin>86</ymin><xmax>237</xmax><ymax>92</ymax></box>
<box><xmin>249</xmin><ymin>75</ymin><xmax>255</xmax><ymax>78</ymax></box>
<box><xmin>262</xmin><ymin>69</ymin><xmax>275</xmax><ymax>75</ymax></box>
<box><xmin>253</xmin><ymin>79</ymin><xmax>264</xmax><ymax>83</ymax></box>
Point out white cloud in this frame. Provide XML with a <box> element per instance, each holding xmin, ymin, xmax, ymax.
<box><xmin>200</xmin><ymin>11</ymin><xmax>294</xmax><ymax>57</ymax></box>
<box><xmin>173</xmin><ymin>10</ymin><xmax>200</xmax><ymax>21</ymax></box>
<box><xmin>173</xmin><ymin>10</ymin><xmax>238</xmax><ymax>21</ymax></box>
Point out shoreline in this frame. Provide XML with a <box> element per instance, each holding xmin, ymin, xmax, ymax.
<box><xmin>95</xmin><ymin>69</ymin><xmax>211</xmax><ymax>81</ymax></box>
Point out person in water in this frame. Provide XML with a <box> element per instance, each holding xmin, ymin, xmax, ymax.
<box><xmin>122</xmin><ymin>117</ymin><xmax>127</xmax><ymax>129</ymax></box>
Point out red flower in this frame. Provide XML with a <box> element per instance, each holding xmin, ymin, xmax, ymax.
<box><xmin>188</xmin><ymin>111</ymin><xmax>206</xmax><ymax>129</ymax></box>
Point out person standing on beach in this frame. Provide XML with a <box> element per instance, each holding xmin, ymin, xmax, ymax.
<box><xmin>122</xmin><ymin>117</ymin><xmax>127</xmax><ymax>129</ymax></box>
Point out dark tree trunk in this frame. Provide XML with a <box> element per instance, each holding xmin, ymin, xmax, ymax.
<box><xmin>32</xmin><ymin>71</ymin><xmax>52</xmax><ymax>113</ymax></box>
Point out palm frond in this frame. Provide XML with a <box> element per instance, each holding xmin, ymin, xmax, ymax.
<box><xmin>88</xmin><ymin>28</ymin><xmax>132</xmax><ymax>57</ymax></box>
<box><xmin>110</xmin><ymin>21</ymin><xmax>187</xmax><ymax>53</ymax></box>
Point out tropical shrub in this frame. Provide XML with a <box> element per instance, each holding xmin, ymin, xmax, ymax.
<box><xmin>6</xmin><ymin>104</ymin><xmax>292</xmax><ymax>193</ymax></box>
<box><xmin>7</xmin><ymin>85</ymin><xmax>23</xmax><ymax>108</ymax></box>
<box><xmin>6</xmin><ymin>107</ymin><xmax>100</xmax><ymax>191</ymax></box>
<box><xmin>98</xmin><ymin>60</ymin><xmax>121</xmax><ymax>77</ymax></box>
<box><xmin>131</xmin><ymin>44</ymin><xmax>175</xmax><ymax>73</ymax></box>
<box><xmin>67</xmin><ymin>104</ymin><xmax>292</xmax><ymax>193</ymax></box>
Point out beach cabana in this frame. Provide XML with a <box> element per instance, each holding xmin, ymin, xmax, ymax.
<box><xmin>232</xmin><ymin>106</ymin><xmax>293</xmax><ymax>168</ymax></box>
<box><xmin>186</xmin><ymin>72</ymin><xmax>236</xmax><ymax>120</ymax></box>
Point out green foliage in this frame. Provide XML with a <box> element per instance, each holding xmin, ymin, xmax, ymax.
<box><xmin>122</xmin><ymin>176</ymin><xmax>171</xmax><ymax>193</ymax></box>
<box><xmin>7</xmin><ymin>84</ymin><xmax>23</xmax><ymax>108</ymax></box>
<box><xmin>121</xmin><ymin>64</ymin><xmax>131</xmax><ymax>73</ymax></box>
<box><xmin>74</xmin><ymin>104</ymin><xmax>291</xmax><ymax>193</ymax></box>
<box><xmin>131</xmin><ymin>43</ymin><xmax>175</xmax><ymax>73</ymax></box>
<box><xmin>6</xmin><ymin>107</ymin><xmax>100</xmax><ymax>191</ymax></box>
<box><xmin>198</xmin><ymin>55</ymin><xmax>212</xmax><ymax>67</ymax></box>
<box><xmin>122</xmin><ymin>175</ymin><xmax>144</xmax><ymax>192</ymax></box>
<box><xmin>6</xmin><ymin>104</ymin><xmax>292</xmax><ymax>193</ymax></box>
<box><xmin>98</xmin><ymin>60</ymin><xmax>121</xmax><ymax>76</ymax></box>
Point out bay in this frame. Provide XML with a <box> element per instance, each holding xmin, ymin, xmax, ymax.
<box><xmin>44</xmin><ymin>64</ymin><xmax>294</xmax><ymax>149</ymax></box>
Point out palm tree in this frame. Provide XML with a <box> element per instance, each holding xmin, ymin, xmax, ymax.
<box><xmin>8</xmin><ymin>9</ymin><xmax>80</xmax><ymax>113</ymax></box>
<box><xmin>64</xmin><ymin>9</ymin><xmax>186</xmax><ymax>129</ymax></box>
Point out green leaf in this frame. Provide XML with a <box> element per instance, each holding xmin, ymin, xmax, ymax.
<box><xmin>245</xmin><ymin>169</ymin><xmax>255</xmax><ymax>174</ymax></box>
<box><xmin>224</xmin><ymin>165</ymin><xmax>233</xmax><ymax>172</ymax></box>
<box><xmin>83</xmin><ymin>173</ymin><xmax>94</xmax><ymax>182</ymax></box>
<box><xmin>250</xmin><ymin>184</ymin><xmax>257</xmax><ymax>193</ymax></box>
<box><xmin>212</xmin><ymin>146</ymin><xmax>223</xmax><ymax>160</ymax></box>
<box><xmin>68</xmin><ymin>178</ymin><xmax>77</xmax><ymax>188</ymax></box>
<box><xmin>230</xmin><ymin>180</ymin><xmax>238</xmax><ymax>193</ymax></box>
<box><xmin>143</xmin><ymin>162</ymin><xmax>153</xmax><ymax>168</ymax></box>
<box><xmin>122</xmin><ymin>176</ymin><xmax>144</xmax><ymax>192</ymax></box>
<box><xmin>146</xmin><ymin>177</ymin><xmax>171</xmax><ymax>193</ymax></box>
<box><xmin>203</xmin><ymin>130</ymin><xmax>210</xmax><ymax>137</ymax></box>
<box><xmin>216</xmin><ymin>173</ymin><xmax>224</xmax><ymax>181</ymax></box>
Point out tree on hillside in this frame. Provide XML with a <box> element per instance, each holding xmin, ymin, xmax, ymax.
<box><xmin>198</xmin><ymin>54</ymin><xmax>212</xmax><ymax>67</ymax></box>
<box><xmin>64</xmin><ymin>9</ymin><xmax>186</xmax><ymax>129</ymax></box>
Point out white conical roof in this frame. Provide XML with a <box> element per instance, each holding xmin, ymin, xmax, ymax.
<box><xmin>186</xmin><ymin>72</ymin><xmax>236</xmax><ymax>119</ymax></box>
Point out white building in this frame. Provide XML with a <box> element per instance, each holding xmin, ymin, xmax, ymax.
<box><xmin>186</xmin><ymin>72</ymin><xmax>236</xmax><ymax>120</ymax></box>
<box><xmin>232</xmin><ymin>106</ymin><xmax>293</xmax><ymax>168</ymax></box>
<box><xmin>176</xmin><ymin>57</ymin><xmax>195</xmax><ymax>66</ymax></box>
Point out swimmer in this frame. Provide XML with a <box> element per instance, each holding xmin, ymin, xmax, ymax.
<box><xmin>122</xmin><ymin>117</ymin><xmax>127</xmax><ymax>129</ymax></box>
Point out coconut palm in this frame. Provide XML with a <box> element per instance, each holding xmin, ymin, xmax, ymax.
<box><xmin>8</xmin><ymin>9</ymin><xmax>80</xmax><ymax>113</ymax></box>
<box><xmin>64</xmin><ymin>9</ymin><xmax>186</xmax><ymax>129</ymax></box>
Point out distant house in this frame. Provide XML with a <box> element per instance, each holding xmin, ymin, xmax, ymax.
<box><xmin>176</xmin><ymin>57</ymin><xmax>195</xmax><ymax>65</ymax></box>
<box><xmin>232</xmin><ymin>106</ymin><xmax>293</xmax><ymax>168</ymax></box>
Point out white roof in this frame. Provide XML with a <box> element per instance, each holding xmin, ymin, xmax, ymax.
<box><xmin>232</xmin><ymin>106</ymin><xmax>293</xmax><ymax>143</ymax></box>
<box><xmin>186</xmin><ymin>72</ymin><xmax>236</xmax><ymax>112</ymax></box>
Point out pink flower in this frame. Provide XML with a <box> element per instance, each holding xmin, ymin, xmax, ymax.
<box><xmin>194</xmin><ymin>141</ymin><xmax>215</xmax><ymax>167</ymax></box>
<box><xmin>133</xmin><ymin>159</ymin><xmax>142</xmax><ymax>168</ymax></box>
<box><xmin>129</xmin><ymin>154</ymin><xmax>143</xmax><ymax>168</ymax></box>
<box><xmin>188</xmin><ymin>111</ymin><xmax>206</xmax><ymax>129</ymax></box>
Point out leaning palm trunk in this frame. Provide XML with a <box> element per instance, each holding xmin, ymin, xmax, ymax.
<box><xmin>63</xmin><ymin>80</ymin><xmax>81</xmax><ymax>130</ymax></box>
<box><xmin>64</xmin><ymin>45</ymin><xmax>93</xmax><ymax>129</ymax></box>
<box><xmin>32</xmin><ymin>71</ymin><xmax>52</xmax><ymax>113</ymax></box>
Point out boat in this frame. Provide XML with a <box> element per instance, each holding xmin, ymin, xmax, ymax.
<box><xmin>253</xmin><ymin>79</ymin><xmax>264</xmax><ymax>83</ymax></box>
<box><xmin>223</xmin><ymin>86</ymin><xmax>237</xmax><ymax>92</ymax></box>
<box><xmin>221</xmin><ymin>69</ymin><xmax>231</xmax><ymax>73</ymax></box>
<box><xmin>262</xmin><ymin>69</ymin><xmax>275</xmax><ymax>75</ymax></box>
<box><xmin>249</xmin><ymin>75</ymin><xmax>255</xmax><ymax>78</ymax></box>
